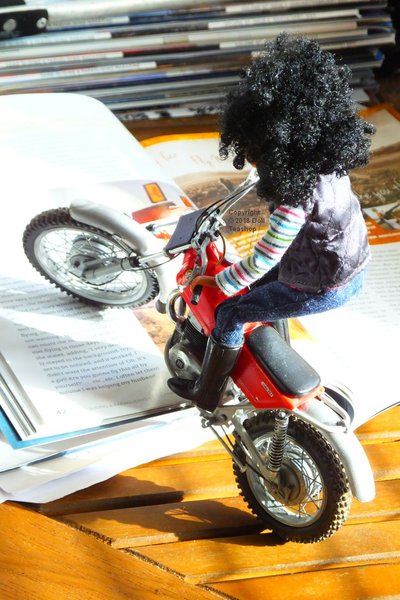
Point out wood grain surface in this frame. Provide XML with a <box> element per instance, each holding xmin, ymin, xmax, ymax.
<box><xmin>0</xmin><ymin>406</ymin><xmax>398</xmax><ymax>600</ymax></box>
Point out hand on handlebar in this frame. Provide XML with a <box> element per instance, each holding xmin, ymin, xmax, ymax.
<box><xmin>190</xmin><ymin>275</ymin><xmax>218</xmax><ymax>291</ymax></box>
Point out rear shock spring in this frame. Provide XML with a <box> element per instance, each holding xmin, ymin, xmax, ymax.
<box><xmin>267</xmin><ymin>411</ymin><xmax>289</xmax><ymax>473</ymax></box>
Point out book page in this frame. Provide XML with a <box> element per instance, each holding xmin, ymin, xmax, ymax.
<box><xmin>0</xmin><ymin>93</ymin><xmax>185</xmax><ymax>445</ymax></box>
<box><xmin>295</xmin><ymin>242</ymin><xmax>400</xmax><ymax>428</ymax></box>
<box><xmin>0</xmin><ymin>276</ymin><xmax>180</xmax><ymax>442</ymax></box>
<box><xmin>144</xmin><ymin>133</ymin><xmax>268</xmax><ymax>258</ymax></box>
<box><xmin>0</xmin><ymin>92</ymin><xmax>186</xmax><ymax>212</ymax></box>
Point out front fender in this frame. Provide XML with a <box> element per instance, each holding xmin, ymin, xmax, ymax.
<box><xmin>70</xmin><ymin>199</ymin><xmax>177</xmax><ymax>303</ymax></box>
<box><xmin>70</xmin><ymin>198</ymin><xmax>164</xmax><ymax>254</ymax></box>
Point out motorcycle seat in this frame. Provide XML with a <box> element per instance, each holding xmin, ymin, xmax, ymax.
<box><xmin>247</xmin><ymin>325</ymin><xmax>321</xmax><ymax>397</ymax></box>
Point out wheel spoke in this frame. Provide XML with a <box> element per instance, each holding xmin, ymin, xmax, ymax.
<box><xmin>26</xmin><ymin>217</ymin><xmax>159</xmax><ymax>307</ymax></box>
<box><xmin>247</xmin><ymin>433</ymin><xmax>327</xmax><ymax>527</ymax></box>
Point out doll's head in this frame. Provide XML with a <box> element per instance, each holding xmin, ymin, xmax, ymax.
<box><xmin>219</xmin><ymin>33</ymin><xmax>375</xmax><ymax>208</ymax></box>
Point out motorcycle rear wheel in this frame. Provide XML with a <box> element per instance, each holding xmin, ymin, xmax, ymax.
<box><xmin>23</xmin><ymin>207</ymin><xmax>159</xmax><ymax>308</ymax></box>
<box><xmin>234</xmin><ymin>411</ymin><xmax>352</xmax><ymax>543</ymax></box>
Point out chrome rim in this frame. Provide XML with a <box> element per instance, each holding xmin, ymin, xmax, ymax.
<box><xmin>248</xmin><ymin>432</ymin><xmax>326</xmax><ymax>527</ymax></box>
<box><xmin>34</xmin><ymin>226</ymin><xmax>149</xmax><ymax>305</ymax></box>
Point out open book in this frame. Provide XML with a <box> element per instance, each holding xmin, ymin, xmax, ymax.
<box><xmin>0</xmin><ymin>93</ymin><xmax>193</xmax><ymax>451</ymax></box>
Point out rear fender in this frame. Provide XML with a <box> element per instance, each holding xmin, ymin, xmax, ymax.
<box><xmin>300</xmin><ymin>398</ymin><xmax>375</xmax><ymax>502</ymax></box>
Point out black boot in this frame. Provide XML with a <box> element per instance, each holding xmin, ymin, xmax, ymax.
<box><xmin>167</xmin><ymin>336</ymin><xmax>242</xmax><ymax>412</ymax></box>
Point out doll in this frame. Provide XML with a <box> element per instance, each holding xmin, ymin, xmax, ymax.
<box><xmin>168</xmin><ymin>33</ymin><xmax>375</xmax><ymax>411</ymax></box>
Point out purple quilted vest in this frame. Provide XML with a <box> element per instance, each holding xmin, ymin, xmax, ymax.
<box><xmin>278</xmin><ymin>173</ymin><xmax>370</xmax><ymax>292</ymax></box>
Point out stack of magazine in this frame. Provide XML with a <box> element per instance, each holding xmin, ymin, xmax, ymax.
<box><xmin>0</xmin><ymin>0</ymin><xmax>395</xmax><ymax>121</ymax></box>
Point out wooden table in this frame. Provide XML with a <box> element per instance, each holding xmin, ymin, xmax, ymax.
<box><xmin>0</xmin><ymin>406</ymin><xmax>399</xmax><ymax>600</ymax></box>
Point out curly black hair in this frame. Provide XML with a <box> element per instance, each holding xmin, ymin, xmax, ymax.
<box><xmin>218</xmin><ymin>33</ymin><xmax>375</xmax><ymax>208</ymax></box>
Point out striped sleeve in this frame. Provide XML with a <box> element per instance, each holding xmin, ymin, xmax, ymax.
<box><xmin>215</xmin><ymin>204</ymin><xmax>306</xmax><ymax>296</ymax></box>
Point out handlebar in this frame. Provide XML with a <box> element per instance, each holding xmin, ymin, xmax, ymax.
<box><xmin>165</xmin><ymin>168</ymin><xmax>260</xmax><ymax>295</ymax></box>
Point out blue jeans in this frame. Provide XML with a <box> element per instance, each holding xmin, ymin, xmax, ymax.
<box><xmin>213</xmin><ymin>266</ymin><xmax>365</xmax><ymax>347</ymax></box>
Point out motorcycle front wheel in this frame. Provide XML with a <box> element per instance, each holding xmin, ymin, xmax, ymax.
<box><xmin>23</xmin><ymin>207</ymin><xmax>159</xmax><ymax>308</ymax></box>
<box><xmin>234</xmin><ymin>411</ymin><xmax>352</xmax><ymax>543</ymax></box>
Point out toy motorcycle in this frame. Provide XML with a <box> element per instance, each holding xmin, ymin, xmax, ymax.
<box><xmin>23</xmin><ymin>170</ymin><xmax>375</xmax><ymax>543</ymax></box>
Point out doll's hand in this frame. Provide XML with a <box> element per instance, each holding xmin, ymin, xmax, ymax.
<box><xmin>189</xmin><ymin>275</ymin><xmax>218</xmax><ymax>290</ymax></box>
